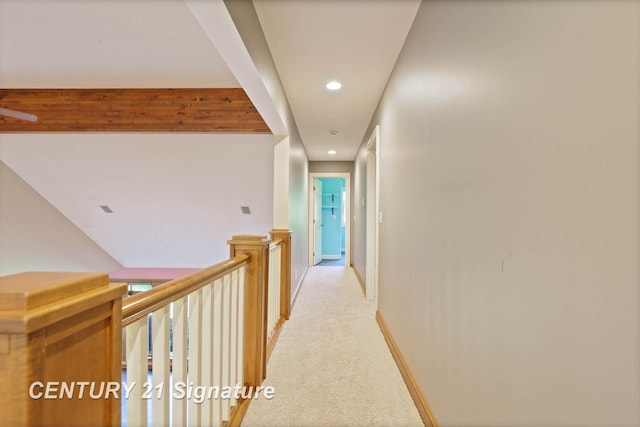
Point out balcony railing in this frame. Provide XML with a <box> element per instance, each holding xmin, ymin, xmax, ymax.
<box><xmin>0</xmin><ymin>229</ymin><xmax>292</xmax><ymax>427</ymax></box>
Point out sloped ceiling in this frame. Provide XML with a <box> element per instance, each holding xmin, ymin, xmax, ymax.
<box><xmin>0</xmin><ymin>134</ymin><xmax>274</xmax><ymax>267</ymax></box>
<box><xmin>0</xmin><ymin>0</ymin><xmax>422</xmax><ymax>269</ymax></box>
<box><xmin>0</xmin><ymin>0</ymin><xmax>239</xmax><ymax>88</ymax></box>
<box><xmin>0</xmin><ymin>0</ymin><xmax>276</xmax><ymax>268</ymax></box>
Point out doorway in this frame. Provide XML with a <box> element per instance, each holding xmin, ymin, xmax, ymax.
<box><xmin>309</xmin><ymin>173</ymin><xmax>351</xmax><ymax>267</ymax></box>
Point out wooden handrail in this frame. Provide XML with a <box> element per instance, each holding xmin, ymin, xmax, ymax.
<box><xmin>268</xmin><ymin>238</ymin><xmax>283</xmax><ymax>250</ymax></box>
<box><xmin>122</xmin><ymin>255</ymin><xmax>249</xmax><ymax>327</ymax></box>
<box><xmin>0</xmin><ymin>229</ymin><xmax>292</xmax><ymax>427</ymax></box>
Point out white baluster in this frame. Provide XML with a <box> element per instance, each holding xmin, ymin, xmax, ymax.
<box><xmin>201</xmin><ymin>283</ymin><xmax>214</xmax><ymax>425</ymax></box>
<box><xmin>277</xmin><ymin>246</ymin><xmax>281</xmax><ymax>325</ymax></box>
<box><xmin>188</xmin><ymin>289</ymin><xmax>203</xmax><ymax>426</ymax></box>
<box><xmin>212</xmin><ymin>278</ymin><xmax>224</xmax><ymax>427</ymax></box>
<box><xmin>125</xmin><ymin>316</ymin><xmax>148</xmax><ymax>427</ymax></box>
<box><xmin>267</xmin><ymin>245</ymin><xmax>282</xmax><ymax>337</ymax></box>
<box><xmin>268</xmin><ymin>247</ymin><xmax>274</xmax><ymax>335</ymax></box>
<box><xmin>229</xmin><ymin>269</ymin><xmax>239</xmax><ymax>410</ymax></box>
<box><xmin>221</xmin><ymin>273</ymin><xmax>232</xmax><ymax>420</ymax></box>
<box><xmin>172</xmin><ymin>297</ymin><xmax>188</xmax><ymax>427</ymax></box>
<box><xmin>274</xmin><ymin>246</ymin><xmax>281</xmax><ymax>334</ymax></box>
<box><xmin>237</xmin><ymin>267</ymin><xmax>245</xmax><ymax>392</ymax></box>
<box><xmin>152</xmin><ymin>306</ymin><xmax>170</xmax><ymax>425</ymax></box>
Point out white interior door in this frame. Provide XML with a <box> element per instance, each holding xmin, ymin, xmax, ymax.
<box><xmin>313</xmin><ymin>178</ymin><xmax>323</xmax><ymax>265</ymax></box>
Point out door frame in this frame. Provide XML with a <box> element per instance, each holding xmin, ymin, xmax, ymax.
<box><xmin>308</xmin><ymin>172</ymin><xmax>351</xmax><ymax>267</ymax></box>
<box><xmin>312</xmin><ymin>177</ymin><xmax>323</xmax><ymax>265</ymax></box>
<box><xmin>366</xmin><ymin>126</ymin><xmax>380</xmax><ymax>305</ymax></box>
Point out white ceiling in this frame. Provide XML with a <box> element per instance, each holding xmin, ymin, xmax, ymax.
<box><xmin>0</xmin><ymin>0</ymin><xmax>420</xmax><ymax>268</ymax></box>
<box><xmin>1</xmin><ymin>0</ymin><xmax>421</xmax><ymax>159</ymax></box>
<box><xmin>0</xmin><ymin>0</ymin><xmax>275</xmax><ymax>268</ymax></box>
<box><xmin>0</xmin><ymin>133</ymin><xmax>275</xmax><ymax>268</ymax></box>
<box><xmin>0</xmin><ymin>0</ymin><xmax>239</xmax><ymax>88</ymax></box>
<box><xmin>254</xmin><ymin>0</ymin><xmax>421</xmax><ymax>160</ymax></box>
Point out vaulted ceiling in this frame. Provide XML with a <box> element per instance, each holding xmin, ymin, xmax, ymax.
<box><xmin>0</xmin><ymin>0</ymin><xmax>278</xmax><ymax>267</ymax></box>
<box><xmin>0</xmin><ymin>0</ymin><xmax>238</xmax><ymax>88</ymax></box>
<box><xmin>0</xmin><ymin>0</ymin><xmax>419</xmax><ymax>268</ymax></box>
<box><xmin>1</xmin><ymin>0</ymin><xmax>421</xmax><ymax>159</ymax></box>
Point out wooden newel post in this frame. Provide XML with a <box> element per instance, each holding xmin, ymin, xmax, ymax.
<box><xmin>228</xmin><ymin>235</ymin><xmax>270</xmax><ymax>386</ymax></box>
<box><xmin>270</xmin><ymin>229</ymin><xmax>292</xmax><ymax>320</ymax></box>
<box><xmin>0</xmin><ymin>272</ymin><xmax>127</xmax><ymax>427</ymax></box>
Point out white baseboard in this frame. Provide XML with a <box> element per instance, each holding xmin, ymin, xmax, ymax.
<box><xmin>290</xmin><ymin>265</ymin><xmax>308</xmax><ymax>311</ymax></box>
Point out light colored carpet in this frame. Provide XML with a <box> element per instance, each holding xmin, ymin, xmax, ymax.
<box><xmin>242</xmin><ymin>266</ymin><xmax>424</xmax><ymax>427</ymax></box>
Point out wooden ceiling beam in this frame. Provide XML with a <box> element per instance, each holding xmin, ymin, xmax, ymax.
<box><xmin>0</xmin><ymin>88</ymin><xmax>271</xmax><ymax>133</ymax></box>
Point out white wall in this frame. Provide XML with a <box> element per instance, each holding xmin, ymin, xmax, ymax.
<box><xmin>356</xmin><ymin>1</ymin><xmax>640</xmax><ymax>425</ymax></box>
<box><xmin>0</xmin><ymin>161</ymin><xmax>122</xmax><ymax>275</ymax></box>
<box><xmin>273</xmin><ymin>136</ymin><xmax>290</xmax><ymax>228</ymax></box>
<box><xmin>224</xmin><ymin>0</ymin><xmax>310</xmax><ymax>295</ymax></box>
<box><xmin>288</xmin><ymin>139</ymin><xmax>309</xmax><ymax>290</ymax></box>
<box><xmin>352</xmin><ymin>152</ymin><xmax>367</xmax><ymax>283</ymax></box>
<box><xmin>308</xmin><ymin>161</ymin><xmax>353</xmax><ymax>175</ymax></box>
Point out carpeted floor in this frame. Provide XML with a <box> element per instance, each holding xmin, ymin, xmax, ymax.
<box><xmin>242</xmin><ymin>266</ymin><xmax>423</xmax><ymax>426</ymax></box>
<box><xmin>316</xmin><ymin>253</ymin><xmax>345</xmax><ymax>266</ymax></box>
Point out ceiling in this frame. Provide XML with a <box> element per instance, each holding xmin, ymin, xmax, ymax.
<box><xmin>0</xmin><ymin>0</ymin><xmax>239</xmax><ymax>88</ymax></box>
<box><xmin>0</xmin><ymin>0</ymin><xmax>420</xmax><ymax>267</ymax></box>
<box><xmin>1</xmin><ymin>0</ymin><xmax>421</xmax><ymax>161</ymax></box>
<box><xmin>0</xmin><ymin>133</ymin><xmax>275</xmax><ymax>268</ymax></box>
<box><xmin>0</xmin><ymin>0</ymin><xmax>273</xmax><ymax>268</ymax></box>
<box><xmin>254</xmin><ymin>0</ymin><xmax>421</xmax><ymax>161</ymax></box>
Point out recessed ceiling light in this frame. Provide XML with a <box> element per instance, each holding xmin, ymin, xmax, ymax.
<box><xmin>328</xmin><ymin>150</ymin><xmax>337</xmax><ymax>155</ymax></box>
<box><xmin>326</xmin><ymin>81</ymin><xmax>342</xmax><ymax>91</ymax></box>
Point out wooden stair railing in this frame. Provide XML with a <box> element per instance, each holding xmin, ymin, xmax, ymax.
<box><xmin>265</xmin><ymin>229</ymin><xmax>292</xmax><ymax>361</ymax></box>
<box><xmin>122</xmin><ymin>254</ymin><xmax>251</xmax><ymax>427</ymax></box>
<box><xmin>0</xmin><ymin>229</ymin><xmax>292</xmax><ymax>427</ymax></box>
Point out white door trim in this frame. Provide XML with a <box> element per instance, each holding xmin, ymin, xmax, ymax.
<box><xmin>312</xmin><ymin>178</ymin><xmax>323</xmax><ymax>265</ymax></box>
<box><xmin>308</xmin><ymin>172</ymin><xmax>351</xmax><ymax>267</ymax></box>
<box><xmin>366</xmin><ymin>126</ymin><xmax>380</xmax><ymax>305</ymax></box>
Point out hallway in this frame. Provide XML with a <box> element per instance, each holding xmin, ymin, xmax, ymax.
<box><xmin>242</xmin><ymin>266</ymin><xmax>422</xmax><ymax>426</ymax></box>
